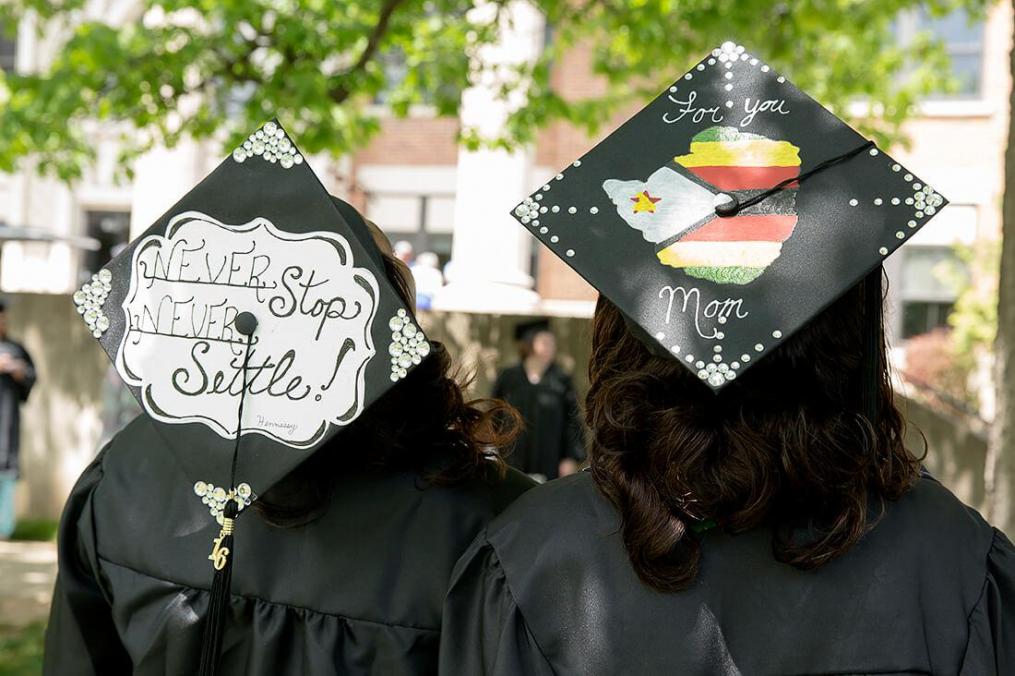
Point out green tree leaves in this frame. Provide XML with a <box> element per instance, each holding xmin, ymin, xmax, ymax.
<box><xmin>0</xmin><ymin>0</ymin><xmax>992</xmax><ymax>180</ymax></box>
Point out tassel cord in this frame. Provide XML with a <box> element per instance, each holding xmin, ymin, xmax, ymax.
<box><xmin>715</xmin><ymin>140</ymin><xmax>876</xmax><ymax>217</ymax></box>
<box><xmin>198</xmin><ymin>333</ymin><xmax>254</xmax><ymax>676</ymax></box>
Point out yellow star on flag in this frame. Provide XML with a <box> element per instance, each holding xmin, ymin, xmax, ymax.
<box><xmin>631</xmin><ymin>190</ymin><xmax>662</xmax><ymax>214</ymax></box>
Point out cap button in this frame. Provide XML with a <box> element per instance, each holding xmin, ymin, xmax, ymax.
<box><xmin>714</xmin><ymin>193</ymin><xmax>738</xmax><ymax>217</ymax></box>
<box><xmin>234</xmin><ymin>311</ymin><xmax>259</xmax><ymax>336</ymax></box>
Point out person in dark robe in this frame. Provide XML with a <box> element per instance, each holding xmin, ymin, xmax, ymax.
<box><xmin>492</xmin><ymin>320</ymin><xmax>585</xmax><ymax>482</ymax></box>
<box><xmin>44</xmin><ymin>200</ymin><xmax>535</xmax><ymax>674</ymax></box>
<box><xmin>443</xmin><ymin>40</ymin><xmax>1015</xmax><ymax>675</ymax></box>
<box><xmin>440</xmin><ymin>287</ymin><xmax>1015</xmax><ymax>675</ymax></box>
<box><xmin>0</xmin><ymin>298</ymin><xmax>37</xmax><ymax>539</ymax></box>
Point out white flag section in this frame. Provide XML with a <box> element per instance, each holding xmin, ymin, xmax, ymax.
<box><xmin>116</xmin><ymin>211</ymin><xmax>379</xmax><ymax>448</ymax></box>
<box><xmin>602</xmin><ymin>167</ymin><xmax>718</xmax><ymax>245</ymax></box>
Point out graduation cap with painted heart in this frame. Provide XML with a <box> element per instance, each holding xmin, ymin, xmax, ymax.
<box><xmin>72</xmin><ymin>119</ymin><xmax>428</xmax><ymax>674</ymax></box>
<box><xmin>511</xmin><ymin>40</ymin><xmax>947</xmax><ymax>393</ymax></box>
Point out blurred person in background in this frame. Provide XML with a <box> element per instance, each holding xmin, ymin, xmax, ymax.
<box><xmin>442</xmin><ymin>258</ymin><xmax>456</xmax><ymax>284</ymax></box>
<box><xmin>0</xmin><ymin>298</ymin><xmax>36</xmax><ymax>539</ymax></box>
<box><xmin>493</xmin><ymin>319</ymin><xmax>584</xmax><ymax>482</ymax></box>
<box><xmin>411</xmin><ymin>251</ymin><xmax>444</xmax><ymax>310</ymax></box>
<box><xmin>393</xmin><ymin>239</ymin><xmax>414</xmax><ymax>265</ymax></box>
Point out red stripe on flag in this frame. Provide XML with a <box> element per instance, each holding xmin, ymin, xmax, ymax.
<box><xmin>680</xmin><ymin>215</ymin><xmax>798</xmax><ymax>243</ymax></box>
<box><xmin>688</xmin><ymin>165</ymin><xmax>800</xmax><ymax>191</ymax></box>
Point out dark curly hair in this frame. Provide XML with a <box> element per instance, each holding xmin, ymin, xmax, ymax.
<box><xmin>256</xmin><ymin>250</ymin><xmax>520</xmax><ymax>527</ymax></box>
<box><xmin>586</xmin><ymin>274</ymin><xmax>922</xmax><ymax>592</ymax></box>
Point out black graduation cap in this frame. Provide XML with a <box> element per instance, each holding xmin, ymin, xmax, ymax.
<box><xmin>514</xmin><ymin>318</ymin><xmax>552</xmax><ymax>342</ymax></box>
<box><xmin>510</xmin><ymin>41</ymin><xmax>947</xmax><ymax>392</ymax></box>
<box><xmin>72</xmin><ymin>119</ymin><xmax>429</xmax><ymax>673</ymax></box>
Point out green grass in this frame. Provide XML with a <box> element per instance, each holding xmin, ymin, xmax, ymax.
<box><xmin>9</xmin><ymin>520</ymin><xmax>57</xmax><ymax>543</ymax></box>
<box><xmin>0</xmin><ymin>623</ymin><xmax>45</xmax><ymax>675</ymax></box>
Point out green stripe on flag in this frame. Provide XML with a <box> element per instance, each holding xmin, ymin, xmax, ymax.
<box><xmin>691</xmin><ymin>126</ymin><xmax>766</xmax><ymax>143</ymax></box>
<box><xmin>685</xmin><ymin>266</ymin><xmax>766</xmax><ymax>285</ymax></box>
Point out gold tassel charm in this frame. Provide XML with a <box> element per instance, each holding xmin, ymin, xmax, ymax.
<box><xmin>208</xmin><ymin>517</ymin><xmax>234</xmax><ymax>571</ymax></box>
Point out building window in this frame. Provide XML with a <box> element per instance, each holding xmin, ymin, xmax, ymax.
<box><xmin>900</xmin><ymin>245</ymin><xmax>964</xmax><ymax>339</ymax></box>
<box><xmin>364</xmin><ymin>192</ymin><xmax>454</xmax><ymax>267</ymax></box>
<box><xmin>902</xmin><ymin>299</ymin><xmax>955</xmax><ymax>339</ymax></box>
<box><xmin>81</xmin><ymin>210</ymin><xmax>131</xmax><ymax>283</ymax></box>
<box><xmin>0</xmin><ymin>24</ymin><xmax>16</xmax><ymax>73</ymax></box>
<box><xmin>896</xmin><ymin>9</ymin><xmax>985</xmax><ymax>99</ymax></box>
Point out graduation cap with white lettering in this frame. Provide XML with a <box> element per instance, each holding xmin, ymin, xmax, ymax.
<box><xmin>73</xmin><ymin>119</ymin><xmax>428</xmax><ymax>674</ymax></box>
<box><xmin>511</xmin><ymin>40</ymin><xmax>947</xmax><ymax>395</ymax></box>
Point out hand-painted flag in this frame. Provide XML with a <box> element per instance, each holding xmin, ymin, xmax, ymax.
<box><xmin>663</xmin><ymin>126</ymin><xmax>801</xmax><ymax>284</ymax></box>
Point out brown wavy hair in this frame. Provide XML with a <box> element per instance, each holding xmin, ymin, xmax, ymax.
<box><xmin>586</xmin><ymin>276</ymin><xmax>922</xmax><ymax>592</ymax></box>
<box><xmin>256</xmin><ymin>249</ymin><xmax>521</xmax><ymax>527</ymax></box>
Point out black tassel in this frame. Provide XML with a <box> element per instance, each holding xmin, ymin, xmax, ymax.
<box><xmin>198</xmin><ymin>312</ymin><xmax>256</xmax><ymax>675</ymax></box>
<box><xmin>198</xmin><ymin>498</ymin><xmax>238</xmax><ymax>676</ymax></box>
<box><xmin>860</xmin><ymin>266</ymin><xmax>883</xmax><ymax>424</ymax></box>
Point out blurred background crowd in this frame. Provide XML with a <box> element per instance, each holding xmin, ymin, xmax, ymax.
<box><xmin>0</xmin><ymin>0</ymin><xmax>1013</xmax><ymax>671</ymax></box>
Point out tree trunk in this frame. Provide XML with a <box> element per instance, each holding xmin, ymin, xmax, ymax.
<box><xmin>985</xmin><ymin>1</ymin><xmax>1015</xmax><ymax>534</ymax></box>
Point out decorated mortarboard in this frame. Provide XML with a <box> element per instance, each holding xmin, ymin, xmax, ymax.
<box><xmin>72</xmin><ymin>119</ymin><xmax>429</xmax><ymax>674</ymax></box>
<box><xmin>511</xmin><ymin>41</ymin><xmax>947</xmax><ymax>391</ymax></box>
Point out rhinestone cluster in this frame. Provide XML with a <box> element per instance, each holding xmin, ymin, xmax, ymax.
<box><xmin>388</xmin><ymin>308</ymin><xmax>430</xmax><ymax>382</ymax></box>
<box><xmin>912</xmin><ymin>182</ymin><xmax>943</xmax><ymax>217</ymax></box>
<box><xmin>514</xmin><ymin>197</ymin><xmax>540</xmax><ymax>225</ymax></box>
<box><xmin>697</xmin><ymin>361</ymin><xmax>737</xmax><ymax>387</ymax></box>
<box><xmin>713</xmin><ymin>41</ymin><xmax>747</xmax><ymax>63</ymax></box>
<box><xmin>74</xmin><ymin>268</ymin><xmax>112</xmax><ymax>339</ymax></box>
<box><xmin>861</xmin><ymin>162</ymin><xmax>944</xmax><ymax>256</ymax></box>
<box><xmin>232</xmin><ymin>121</ymin><xmax>304</xmax><ymax>169</ymax></box>
<box><xmin>193</xmin><ymin>481</ymin><xmax>254</xmax><ymax>525</ymax></box>
<box><xmin>673</xmin><ymin>42</ymin><xmax>784</xmax><ymax>107</ymax></box>
<box><xmin>680</xmin><ymin>343</ymin><xmax>767</xmax><ymax>388</ymax></box>
<box><xmin>513</xmin><ymin>195</ymin><xmax>577</xmax><ymax>256</ymax></box>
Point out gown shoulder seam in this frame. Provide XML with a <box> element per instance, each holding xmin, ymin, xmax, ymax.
<box><xmin>95</xmin><ymin>554</ymin><xmax>442</xmax><ymax>633</ymax></box>
<box><xmin>965</xmin><ymin>528</ymin><xmax>1006</xmax><ymax>625</ymax></box>
<box><xmin>484</xmin><ymin>538</ymin><xmax>560</xmax><ymax>675</ymax></box>
<box><xmin>957</xmin><ymin>528</ymin><xmax>1002</xmax><ymax>666</ymax></box>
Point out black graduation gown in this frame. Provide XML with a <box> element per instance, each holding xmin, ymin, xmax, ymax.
<box><xmin>43</xmin><ymin>415</ymin><xmax>534</xmax><ymax>675</ymax></box>
<box><xmin>441</xmin><ymin>471</ymin><xmax>1015</xmax><ymax>675</ymax></box>
<box><xmin>491</xmin><ymin>363</ymin><xmax>584</xmax><ymax>480</ymax></box>
<box><xmin>0</xmin><ymin>338</ymin><xmax>36</xmax><ymax>477</ymax></box>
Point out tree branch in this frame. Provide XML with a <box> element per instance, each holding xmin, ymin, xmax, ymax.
<box><xmin>329</xmin><ymin>0</ymin><xmax>407</xmax><ymax>104</ymax></box>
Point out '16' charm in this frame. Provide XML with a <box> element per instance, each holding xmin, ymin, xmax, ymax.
<box><xmin>208</xmin><ymin>518</ymin><xmax>234</xmax><ymax>571</ymax></box>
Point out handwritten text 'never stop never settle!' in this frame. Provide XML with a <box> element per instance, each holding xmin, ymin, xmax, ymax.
<box><xmin>127</xmin><ymin>238</ymin><xmax>368</xmax><ymax>401</ymax></box>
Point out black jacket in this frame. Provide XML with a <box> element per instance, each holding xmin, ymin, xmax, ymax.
<box><xmin>44</xmin><ymin>414</ymin><xmax>534</xmax><ymax>675</ymax></box>
<box><xmin>441</xmin><ymin>470</ymin><xmax>1014</xmax><ymax>675</ymax></box>
<box><xmin>492</xmin><ymin>363</ymin><xmax>584</xmax><ymax>479</ymax></box>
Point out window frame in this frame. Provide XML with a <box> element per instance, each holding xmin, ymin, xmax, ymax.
<box><xmin>894</xmin><ymin>7</ymin><xmax>986</xmax><ymax>102</ymax></box>
<box><xmin>80</xmin><ymin>209</ymin><xmax>132</xmax><ymax>285</ymax></box>
<box><xmin>362</xmin><ymin>190</ymin><xmax>456</xmax><ymax>267</ymax></box>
